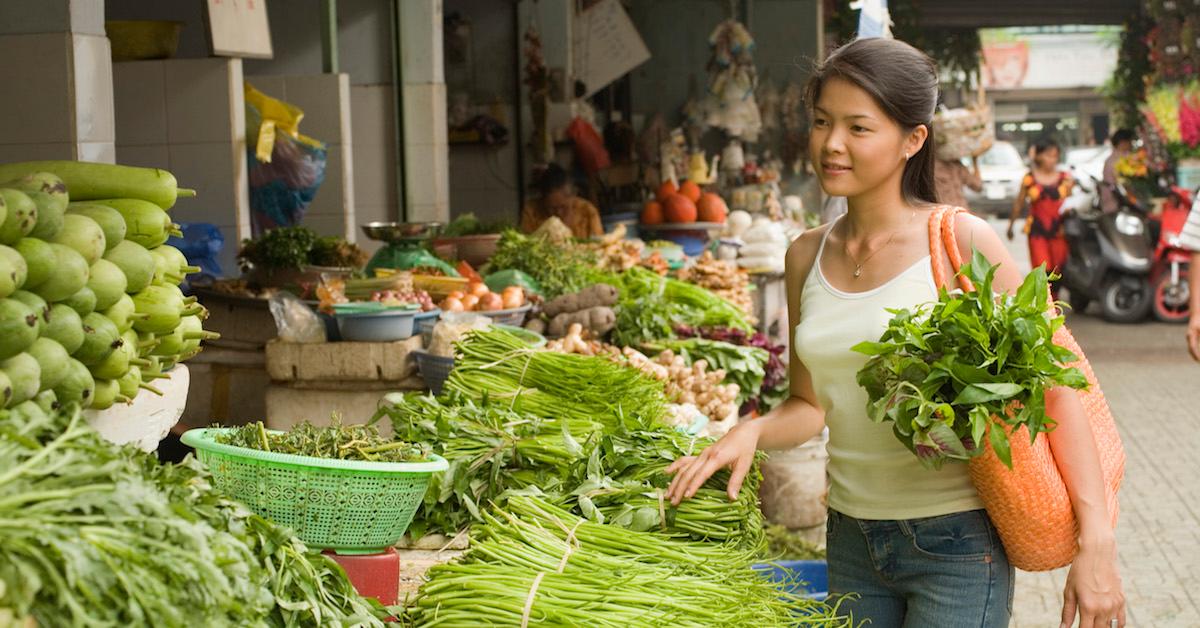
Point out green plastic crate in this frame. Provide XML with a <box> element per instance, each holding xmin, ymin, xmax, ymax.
<box><xmin>181</xmin><ymin>428</ymin><xmax>447</xmax><ymax>553</ymax></box>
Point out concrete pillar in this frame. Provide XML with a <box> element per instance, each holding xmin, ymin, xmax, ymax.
<box><xmin>400</xmin><ymin>0</ymin><xmax>449</xmax><ymax>223</ymax></box>
<box><xmin>0</xmin><ymin>0</ymin><xmax>116</xmax><ymax>163</ymax></box>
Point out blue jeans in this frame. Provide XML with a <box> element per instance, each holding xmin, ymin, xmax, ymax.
<box><xmin>826</xmin><ymin>509</ymin><xmax>1014</xmax><ymax>627</ymax></box>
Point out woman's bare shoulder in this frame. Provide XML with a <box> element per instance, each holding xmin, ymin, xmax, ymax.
<box><xmin>785</xmin><ymin>223</ymin><xmax>830</xmax><ymax>282</ymax></box>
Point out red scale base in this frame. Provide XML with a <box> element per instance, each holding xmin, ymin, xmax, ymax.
<box><xmin>323</xmin><ymin>547</ymin><xmax>400</xmax><ymax>607</ymax></box>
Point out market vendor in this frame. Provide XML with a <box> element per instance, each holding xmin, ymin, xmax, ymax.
<box><xmin>520</xmin><ymin>163</ymin><xmax>602</xmax><ymax>239</ymax></box>
<box><xmin>934</xmin><ymin>154</ymin><xmax>982</xmax><ymax>210</ymax></box>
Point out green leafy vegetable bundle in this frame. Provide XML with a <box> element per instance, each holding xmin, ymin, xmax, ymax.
<box><xmin>440</xmin><ymin>212</ymin><xmax>512</xmax><ymax>237</ymax></box>
<box><xmin>0</xmin><ymin>405</ymin><xmax>395</xmax><ymax>627</ymax></box>
<box><xmin>406</xmin><ymin>495</ymin><xmax>852</xmax><ymax>628</ymax></box>
<box><xmin>609</xmin><ymin>266</ymin><xmax>755</xmax><ymax>346</ymax></box>
<box><xmin>486</xmin><ymin>229</ymin><xmax>600</xmax><ymax>298</ymax></box>
<box><xmin>216</xmin><ymin>417</ymin><xmax>431</xmax><ymax>463</ymax></box>
<box><xmin>238</xmin><ymin>226</ymin><xmax>366</xmax><ymax>271</ymax></box>
<box><xmin>852</xmin><ymin>253</ymin><xmax>1088</xmax><ymax>469</ymax></box>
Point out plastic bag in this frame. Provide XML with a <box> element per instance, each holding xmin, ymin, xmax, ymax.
<box><xmin>268</xmin><ymin>291</ymin><xmax>327</xmax><ymax>343</ymax></box>
<box><xmin>566</xmin><ymin>117</ymin><xmax>611</xmax><ymax>174</ymax></box>
<box><xmin>245</xmin><ymin>82</ymin><xmax>328</xmax><ymax>235</ymax></box>
<box><xmin>484</xmin><ymin>269</ymin><xmax>542</xmax><ymax>295</ymax></box>
<box><xmin>166</xmin><ymin>222</ymin><xmax>224</xmax><ymax>287</ymax></box>
<box><xmin>428</xmin><ymin>312</ymin><xmax>492</xmax><ymax>357</ymax></box>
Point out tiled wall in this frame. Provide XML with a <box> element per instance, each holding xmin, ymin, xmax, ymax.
<box><xmin>113</xmin><ymin>58</ymin><xmax>249</xmax><ymax>276</ymax></box>
<box><xmin>447</xmin><ymin>103</ymin><xmax>522</xmax><ymax>227</ymax></box>
<box><xmin>350</xmin><ymin>85</ymin><xmax>399</xmax><ymax>255</ymax></box>
<box><xmin>0</xmin><ymin>32</ymin><xmax>115</xmax><ymax>163</ymax></box>
<box><xmin>247</xmin><ymin>74</ymin><xmax>356</xmax><ymax>242</ymax></box>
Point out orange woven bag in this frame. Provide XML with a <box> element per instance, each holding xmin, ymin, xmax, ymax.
<box><xmin>928</xmin><ymin>206</ymin><xmax>1125</xmax><ymax>572</ymax></box>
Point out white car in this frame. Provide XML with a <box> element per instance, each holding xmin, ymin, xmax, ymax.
<box><xmin>963</xmin><ymin>141</ymin><xmax>1028</xmax><ymax>215</ymax></box>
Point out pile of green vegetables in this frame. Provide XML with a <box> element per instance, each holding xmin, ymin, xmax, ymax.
<box><xmin>443</xmin><ymin>327</ymin><xmax>667</xmax><ymax>429</ymax></box>
<box><xmin>406</xmin><ymin>495</ymin><xmax>852</xmax><ymax>627</ymax></box>
<box><xmin>486</xmin><ymin>230</ymin><xmax>601</xmax><ymax>299</ymax></box>
<box><xmin>0</xmin><ymin>404</ymin><xmax>396</xmax><ymax>627</ymax></box>
<box><xmin>439</xmin><ymin>212</ymin><xmax>511</xmax><ymax>238</ymax></box>
<box><xmin>764</xmin><ymin>525</ymin><xmax>828</xmax><ymax>561</ymax></box>
<box><xmin>378</xmin><ymin>394</ymin><xmax>764</xmax><ymax>548</ymax></box>
<box><xmin>377</xmin><ymin>333</ymin><xmax>765</xmax><ymax>548</ymax></box>
<box><xmin>216</xmin><ymin>417</ymin><xmax>431</xmax><ymax>463</ymax></box>
<box><xmin>853</xmin><ymin>253</ymin><xmax>1088</xmax><ymax>469</ymax></box>
<box><xmin>608</xmin><ymin>266</ymin><xmax>756</xmax><ymax>347</ymax></box>
<box><xmin>238</xmin><ymin>226</ymin><xmax>367</xmax><ymax>271</ymax></box>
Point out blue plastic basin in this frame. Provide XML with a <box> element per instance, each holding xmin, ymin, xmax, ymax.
<box><xmin>334</xmin><ymin>309</ymin><xmax>417</xmax><ymax>342</ymax></box>
<box><xmin>752</xmin><ymin>559</ymin><xmax>828</xmax><ymax>601</ymax></box>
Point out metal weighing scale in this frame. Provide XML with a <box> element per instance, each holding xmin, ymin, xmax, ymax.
<box><xmin>360</xmin><ymin>222</ymin><xmax>459</xmax><ymax>277</ymax></box>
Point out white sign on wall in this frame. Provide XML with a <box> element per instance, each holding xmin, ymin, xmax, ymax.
<box><xmin>982</xmin><ymin>32</ymin><xmax>1116</xmax><ymax>91</ymax></box>
<box><xmin>205</xmin><ymin>0</ymin><xmax>273</xmax><ymax>59</ymax></box>
<box><xmin>572</xmin><ymin>0</ymin><xmax>651</xmax><ymax>99</ymax></box>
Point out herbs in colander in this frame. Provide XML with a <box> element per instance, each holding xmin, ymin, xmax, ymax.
<box><xmin>851</xmin><ymin>251</ymin><xmax>1088</xmax><ymax>470</ymax></box>
<box><xmin>217</xmin><ymin>416</ymin><xmax>432</xmax><ymax>463</ymax></box>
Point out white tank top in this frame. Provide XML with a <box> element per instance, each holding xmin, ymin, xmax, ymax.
<box><xmin>794</xmin><ymin>218</ymin><xmax>984</xmax><ymax>520</ymax></box>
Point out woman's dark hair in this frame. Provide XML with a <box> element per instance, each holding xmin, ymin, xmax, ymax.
<box><xmin>532</xmin><ymin>163</ymin><xmax>570</xmax><ymax>196</ymax></box>
<box><xmin>1032</xmin><ymin>137</ymin><xmax>1061</xmax><ymax>157</ymax></box>
<box><xmin>806</xmin><ymin>38</ymin><xmax>940</xmax><ymax>204</ymax></box>
<box><xmin>1110</xmin><ymin>129</ymin><xmax>1136</xmax><ymax>146</ymax></box>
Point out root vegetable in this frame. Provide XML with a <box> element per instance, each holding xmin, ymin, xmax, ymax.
<box><xmin>479</xmin><ymin>292</ymin><xmax>504</xmax><ymax>311</ymax></box>
<box><xmin>543</xmin><ymin>284</ymin><xmax>619</xmax><ymax>318</ymax></box>
<box><xmin>501</xmin><ymin>286</ymin><xmax>525</xmax><ymax>309</ymax></box>
<box><xmin>547</xmin><ymin>306</ymin><xmax>616</xmax><ymax>338</ymax></box>
<box><xmin>524</xmin><ymin>317</ymin><xmax>547</xmax><ymax>334</ymax></box>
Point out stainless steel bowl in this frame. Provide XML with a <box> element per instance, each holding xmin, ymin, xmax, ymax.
<box><xmin>360</xmin><ymin>222</ymin><xmax>443</xmax><ymax>244</ymax></box>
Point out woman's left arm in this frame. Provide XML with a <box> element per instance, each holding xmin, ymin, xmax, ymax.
<box><xmin>954</xmin><ymin>213</ymin><xmax>1125</xmax><ymax>628</ymax></box>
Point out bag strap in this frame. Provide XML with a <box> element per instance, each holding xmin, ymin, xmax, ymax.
<box><xmin>927</xmin><ymin>205</ymin><xmax>975</xmax><ymax>293</ymax></box>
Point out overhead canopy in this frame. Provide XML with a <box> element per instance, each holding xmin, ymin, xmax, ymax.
<box><xmin>915</xmin><ymin>0</ymin><xmax>1139</xmax><ymax>28</ymax></box>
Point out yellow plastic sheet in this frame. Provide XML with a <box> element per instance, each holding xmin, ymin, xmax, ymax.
<box><xmin>244</xmin><ymin>81</ymin><xmax>324</xmax><ymax>163</ymax></box>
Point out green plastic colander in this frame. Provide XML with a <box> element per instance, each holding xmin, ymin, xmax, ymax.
<box><xmin>181</xmin><ymin>428</ymin><xmax>448</xmax><ymax>554</ymax></box>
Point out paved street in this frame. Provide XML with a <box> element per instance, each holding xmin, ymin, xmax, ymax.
<box><xmin>985</xmin><ymin>209</ymin><xmax>1200</xmax><ymax>628</ymax></box>
<box><xmin>1010</xmin><ymin>315</ymin><xmax>1200</xmax><ymax>627</ymax></box>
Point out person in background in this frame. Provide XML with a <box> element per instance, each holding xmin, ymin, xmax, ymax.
<box><xmin>1179</xmin><ymin>192</ymin><xmax>1200</xmax><ymax>361</ymax></box>
<box><xmin>934</xmin><ymin>154</ymin><xmax>983</xmax><ymax>210</ymax></box>
<box><xmin>1007</xmin><ymin>138</ymin><xmax>1074</xmax><ymax>296</ymax></box>
<box><xmin>520</xmin><ymin>163</ymin><xmax>602</xmax><ymax>239</ymax></box>
<box><xmin>1100</xmin><ymin>129</ymin><xmax>1136</xmax><ymax>214</ymax></box>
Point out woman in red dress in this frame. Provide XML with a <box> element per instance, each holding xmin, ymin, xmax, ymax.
<box><xmin>1006</xmin><ymin>139</ymin><xmax>1073</xmax><ymax>294</ymax></box>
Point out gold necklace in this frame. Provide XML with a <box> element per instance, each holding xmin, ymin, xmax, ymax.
<box><xmin>842</xmin><ymin>209</ymin><xmax>917</xmax><ymax>278</ymax></box>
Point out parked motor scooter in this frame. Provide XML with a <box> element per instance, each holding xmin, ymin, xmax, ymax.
<box><xmin>1059</xmin><ymin>175</ymin><xmax>1154</xmax><ymax>323</ymax></box>
<box><xmin>1149</xmin><ymin>186</ymin><xmax>1195</xmax><ymax>323</ymax></box>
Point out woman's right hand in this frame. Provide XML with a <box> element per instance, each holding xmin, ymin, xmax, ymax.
<box><xmin>1005</xmin><ymin>222</ymin><xmax>1015</xmax><ymax>241</ymax></box>
<box><xmin>666</xmin><ymin>420</ymin><xmax>762</xmax><ymax>505</ymax></box>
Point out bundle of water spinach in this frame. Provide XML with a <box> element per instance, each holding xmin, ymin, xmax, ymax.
<box><xmin>407</xmin><ymin>495</ymin><xmax>853</xmax><ymax>628</ymax></box>
<box><xmin>377</xmin><ymin>392</ymin><xmax>765</xmax><ymax>550</ymax></box>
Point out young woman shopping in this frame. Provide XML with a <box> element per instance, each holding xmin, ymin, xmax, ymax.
<box><xmin>1006</xmin><ymin>139</ymin><xmax>1074</xmax><ymax>297</ymax></box>
<box><xmin>666</xmin><ymin>38</ymin><xmax>1125</xmax><ymax>628</ymax></box>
